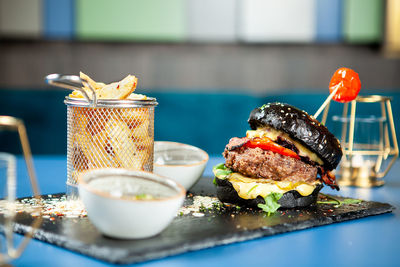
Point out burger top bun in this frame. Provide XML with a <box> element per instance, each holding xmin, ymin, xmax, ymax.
<box><xmin>248</xmin><ymin>102</ymin><xmax>342</xmax><ymax>170</ymax></box>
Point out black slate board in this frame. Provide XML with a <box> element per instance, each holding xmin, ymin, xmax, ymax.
<box><xmin>2</xmin><ymin>177</ymin><xmax>394</xmax><ymax>264</ymax></box>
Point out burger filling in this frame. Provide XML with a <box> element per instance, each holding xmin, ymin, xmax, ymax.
<box><xmin>229</xmin><ymin>172</ymin><xmax>318</xmax><ymax>199</ymax></box>
<box><xmin>224</xmin><ymin>146</ymin><xmax>317</xmax><ymax>183</ymax></box>
<box><xmin>216</xmin><ymin>130</ymin><xmax>339</xmax><ymax>200</ymax></box>
<box><xmin>246</xmin><ymin>126</ymin><xmax>324</xmax><ymax>165</ymax></box>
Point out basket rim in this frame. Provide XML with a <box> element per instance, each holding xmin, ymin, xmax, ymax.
<box><xmin>64</xmin><ymin>96</ymin><xmax>158</xmax><ymax>108</ymax></box>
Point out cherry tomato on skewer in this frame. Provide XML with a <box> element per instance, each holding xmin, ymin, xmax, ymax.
<box><xmin>329</xmin><ymin>67</ymin><xmax>361</xmax><ymax>103</ymax></box>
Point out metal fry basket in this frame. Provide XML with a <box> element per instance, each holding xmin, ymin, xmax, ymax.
<box><xmin>65</xmin><ymin>96</ymin><xmax>157</xmax><ymax>196</ymax></box>
<box><xmin>45</xmin><ymin>74</ymin><xmax>158</xmax><ymax>197</ymax></box>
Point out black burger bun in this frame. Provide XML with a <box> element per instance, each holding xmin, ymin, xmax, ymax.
<box><xmin>248</xmin><ymin>102</ymin><xmax>342</xmax><ymax>170</ymax></box>
<box><xmin>215</xmin><ymin>177</ymin><xmax>323</xmax><ymax>209</ymax></box>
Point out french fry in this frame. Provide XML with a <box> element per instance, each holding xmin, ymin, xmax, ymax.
<box><xmin>80</xmin><ymin>72</ymin><xmax>105</xmax><ymax>91</ymax></box>
<box><xmin>69</xmin><ymin>72</ymin><xmax>138</xmax><ymax>100</ymax></box>
<box><xmin>70</xmin><ymin>108</ymin><xmax>88</xmax><ymax>173</ymax></box>
<box><xmin>71</xmin><ymin>107</ymin><xmax>120</xmax><ymax>172</ymax></box>
<box><xmin>68</xmin><ymin>72</ymin><xmax>104</xmax><ymax>99</ymax></box>
<box><xmin>105</xmin><ymin>117</ymin><xmax>147</xmax><ymax>170</ymax></box>
<box><xmin>75</xmin><ymin>131</ymin><xmax>116</xmax><ymax>169</ymax></box>
<box><xmin>74</xmin><ymin>108</ymin><xmax>88</xmax><ymax>131</ymax></box>
<box><xmin>85</xmin><ymin>109</ymin><xmax>109</xmax><ymax>136</ymax></box>
<box><xmin>96</xmin><ymin>75</ymin><xmax>137</xmax><ymax>100</ymax></box>
<box><xmin>120</xmin><ymin>108</ymin><xmax>152</xmax><ymax>154</ymax></box>
<box><xmin>127</xmin><ymin>110</ymin><xmax>152</xmax><ymax>167</ymax></box>
<box><xmin>120</xmin><ymin>108</ymin><xmax>150</xmax><ymax>130</ymax></box>
<box><xmin>130</xmin><ymin>117</ymin><xmax>150</xmax><ymax>142</ymax></box>
<box><xmin>135</xmin><ymin>149</ymin><xmax>151</xmax><ymax>169</ymax></box>
<box><xmin>72</xmin><ymin>146</ymin><xmax>89</xmax><ymax>171</ymax></box>
<box><xmin>126</xmin><ymin>93</ymin><xmax>147</xmax><ymax>100</ymax></box>
<box><xmin>69</xmin><ymin>90</ymin><xmax>84</xmax><ymax>99</ymax></box>
<box><xmin>92</xmin><ymin>127</ymin><xmax>121</xmax><ymax>167</ymax></box>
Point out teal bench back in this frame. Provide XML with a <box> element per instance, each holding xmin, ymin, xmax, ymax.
<box><xmin>0</xmin><ymin>89</ymin><xmax>398</xmax><ymax>155</ymax></box>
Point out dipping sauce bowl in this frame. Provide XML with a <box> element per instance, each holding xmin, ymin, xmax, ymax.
<box><xmin>78</xmin><ymin>168</ymin><xmax>185</xmax><ymax>239</ymax></box>
<box><xmin>153</xmin><ymin>141</ymin><xmax>209</xmax><ymax>190</ymax></box>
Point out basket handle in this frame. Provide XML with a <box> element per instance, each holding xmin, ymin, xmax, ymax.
<box><xmin>45</xmin><ymin>74</ymin><xmax>97</xmax><ymax>107</ymax></box>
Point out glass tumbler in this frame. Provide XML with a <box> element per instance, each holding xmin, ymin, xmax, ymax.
<box><xmin>0</xmin><ymin>152</ymin><xmax>16</xmax><ymax>264</ymax></box>
<box><xmin>331</xmin><ymin>95</ymin><xmax>398</xmax><ymax>187</ymax></box>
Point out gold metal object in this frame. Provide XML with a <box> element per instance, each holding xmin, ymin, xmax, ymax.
<box><xmin>0</xmin><ymin>116</ymin><xmax>42</xmax><ymax>263</ymax></box>
<box><xmin>384</xmin><ymin>0</ymin><xmax>400</xmax><ymax>57</ymax></box>
<box><xmin>323</xmin><ymin>95</ymin><xmax>399</xmax><ymax>187</ymax></box>
<box><xmin>65</xmin><ymin>97</ymin><xmax>158</xmax><ymax>196</ymax></box>
<box><xmin>45</xmin><ymin>74</ymin><xmax>158</xmax><ymax>197</ymax></box>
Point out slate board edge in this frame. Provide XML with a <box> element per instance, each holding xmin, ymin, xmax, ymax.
<box><xmin>123</xmin><ymin>203</ymin><xmax>394</xmax><ymax>265</ymax></box>
<box><xmin>12</xmin><ymin>223</ymin><xmax>133</xmax><ymax>264</ymax></box>
<box><xmin>11</xmin><ymin>202</ymin><xmax>394</xmax><ymax>265</ymax></box>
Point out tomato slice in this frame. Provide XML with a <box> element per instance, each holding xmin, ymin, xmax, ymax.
<box><xmin>245</xmin><ymin>137</ymin><xmax>300</xmax><ymax>160</ymax></box>
<box><xmin>329</xmin><ymin>67</ymin><xmax>361</xmax><ymax>103</ymax></box>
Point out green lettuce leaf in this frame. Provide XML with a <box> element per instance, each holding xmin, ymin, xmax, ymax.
<box><xmin>212</xmin><ymin>163</ymin><xmax>232</xmax><ymax>180</ymax></box>
<box><xmin>258</xmin><ymin>192</ymin><xmax>283</xmax><ymax>216</ymax></box>
<box><xmin>213</xmin><ymin>177</ymin><xmax>217</xmax><ymax>185</ymax></box>
<box><xmin>317</xmin><ymin>194</ymin><xmax>362</xmax><ymax>208</ymax></box>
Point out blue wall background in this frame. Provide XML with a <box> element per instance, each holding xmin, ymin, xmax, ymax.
<box><xmin>44</xmin><ymin>0</ymin><xmax>75</xmax><ymax>39</ymax></box>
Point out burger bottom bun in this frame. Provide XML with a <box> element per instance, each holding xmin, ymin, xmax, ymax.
<box><xmin>215</xmin><ymin>177</ymin><xmax>323</xmax><ymax>209</ymax></box>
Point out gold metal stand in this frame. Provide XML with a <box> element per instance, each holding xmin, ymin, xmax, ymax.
<box><xmin>322</xmin><ymin>95</ymin><xmax>399</xmax><ymax>187</ymax></box>
<box><xmin>0</xmin><ymin>116</ymin><xmax>42</xmax><ymax>262</ymax></box>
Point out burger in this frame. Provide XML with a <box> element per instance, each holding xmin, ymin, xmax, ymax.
<box><xmin>213</xmin><ymin>102</ymin><xmax>342</xmax><ymax>213</ymax></box>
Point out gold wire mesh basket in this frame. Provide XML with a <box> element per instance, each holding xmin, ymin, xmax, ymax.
<box><xmin>65</xmin><ymin>98</ymin><xmax>158</xmax><ymax>195</ymax></box>
<box><xmin>45</xmin><ymin>74</ymin><xmax>158</xmax><ymax>196</ymax></box>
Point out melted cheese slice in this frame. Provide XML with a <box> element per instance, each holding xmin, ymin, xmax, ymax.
<box><xmin>246</xmin><ymin>127</ymin><xmax>324</xmax><ymax>165</ymax></box>
<box><xmin>228</xmin><ymin>172</ymin><xmax>319</xmax><ymax>199</ymax></box>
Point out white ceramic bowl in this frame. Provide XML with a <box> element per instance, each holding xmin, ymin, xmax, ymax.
<box><xmin>78</xmin><ymin>168</ymin><xmax>186</xmax><ymax>239</ymax></box>
<box><xmin>153</xmin><ymin>141</ymin><xmax>209</xmax><ymax>190</ymax></box>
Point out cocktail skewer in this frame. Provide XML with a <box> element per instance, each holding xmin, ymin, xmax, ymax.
<box><xmin>314</xmin><ymin>83</ymin><xmax>340</xmax><ymax>119</ymax></box>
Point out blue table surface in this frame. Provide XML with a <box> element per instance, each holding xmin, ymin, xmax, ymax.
<box><xmin>9</xmin><ymin>155</ymin><xmax>400</xmax><ymax>267</ymax></box>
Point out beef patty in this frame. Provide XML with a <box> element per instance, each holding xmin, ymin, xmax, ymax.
<box><xmin>223</xmin><ymin>146</ymin><xmax>318</xmax><ymax>183</ymax></box>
